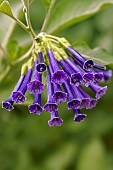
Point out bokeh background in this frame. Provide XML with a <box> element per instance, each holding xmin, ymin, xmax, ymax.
<box><xmin>0</xmin><ymin>0</ymin><xmax>113</xmax><ymax>170</ymax></box>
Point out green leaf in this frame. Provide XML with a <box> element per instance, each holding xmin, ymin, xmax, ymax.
<box><xmin>77</xmin><ymin>139</ymin><xmax>107</xmax><ymax>170</ymax></box>
<box><xmin>73</xmin><ymin>41</ymin><xmax>113</xmax><ymax>68</ymax></box>
<box><xmin>45</xmin><ymin>0</ymin><xmax>113</xmax><ymax>34</ymax></box>
<box><xmin>0</xmin><ymin>0</ymin><xmax>15</xmax><ymax>19</ymax></box>
<box><xmin>41</xmin><ymin>0</ymin><xmax>55</xmax><ymax>10</ymax></box>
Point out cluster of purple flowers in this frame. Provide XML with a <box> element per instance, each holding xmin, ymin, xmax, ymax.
<box><xmin>2</xmin><ymin>33</ymin><xmax>112</xmax><ymax>126</ymax></box>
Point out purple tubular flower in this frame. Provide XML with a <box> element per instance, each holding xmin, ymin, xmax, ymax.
<box><xmin>2</xmin><ymin>75</ymin><xmax>25</xmax><ymax>111</ymax></box>
<box><xmin>60</xmin><ymin>60</ymin><xmax>82</xmax><ymax>86</ymax></box>
<box><xmin>28</xmin><ymin>94</ymin><xmax>43</xmax><ymax>114</ymax></box>
<box><xmin>27</xmin><ymin>80</ymin><xmax>44</xmax><ymax>94</ymax></box>
<box><xmin>67</xmin><ymin>46</ymin><xmax>94</xmax><ymax>71</ymax></box>
<box><xmin>48</xmin><ymin>111</ymin><xmax>63</xmax><ymax>126</ymax></box>
<box><xmin>78</xmin><ymin>86</ymin><xmax>97</xmax><ymax>109</ymax></box>
<box><xmin>70</xmin><ymin>73</ymin><xmax>83</xmax><ymax>86</ymax></box>
<box><xmin>94</xmin><ymin>63</ymin><xmax>106</xmax><ymax>71</ymax></box>
<box><xmin>93</xmin><ymin>72</ymin><xmax>103</xmax><ymax>84</ymax></box>
<box><xmin>27</xmin><ymin>60</ymin><xmax>44</xmax><ymax>94</ymax></box>
<box><xmin>48</xmin><ymin>49</ymin><xmax>68</xmax><ymax>84</ymax></box>
<box><xmin>83</xmin><ymin>59</ymin><xmax>94</xmax><ymax>71</ymax></box>
<box><xmin>73</xmin><ymin>109</ymin><xmax>87</xmax><ymax>122</ymax></box>
<box><xmin>82</xmin><ymin>72</ymin><xmax>94</xmax><ymax>87</ymax></box>
<box><xmin>65</xmin><ymin>58</ymin><xmax>94</xmax><ymax>86</ymax></box>
<box><xmin>12</xmin><ymin>69</ymin><xmax>32</xmax><ymax>104</ymax></box>
<box><xmin>89</xmin><ymin>84</ymin><xmax>107</xmax><ymax>99</ymax></box>
<box><xmin>63</xmin><ymin>80</ymin><xmax>81</xmax><ymax>109</ymax></box>
<box><xmin>103</xmin><ymin>70</ymin><xmax>112</xmax><ymax>81</ymax></box>
<box><xmin>48</xmin><ymin>63</ymin><xmax>67</xmax><ymax>104</ymax></box>
<box><xmin>2</xmin><ymin>97</ymin><xmax>14</xmax><ymax>111</ymax></box>
<box><xmin>36</xmin><ymin>52</ymin><xmax>47</xmax><ymax>73</ymax></box>
<box><xmin>52</xmin><ymin>83</ymin><xmax>67</xmax><ymax>104</ymax></box>
<box><xmin>72</xmin><ymin>86</ymin><xmax>90</xmax><ymax>109</ymax></box>
<box><xmin>44</xmin><ymin>69</ymin><xmax>58</xmax><ymax>112</ymax></box>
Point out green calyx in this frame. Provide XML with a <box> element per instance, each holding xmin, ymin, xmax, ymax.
<box><xmin>21</xmin><ymin>63</ymin><xmax>28</xmax><ymax>75</ymax></box>
<box><xmin>53</xmin><ymin>51</ymin><xmax>62</xmax><ymax>61</ymax></box>
<box><xmin>51</xmin><ymin>44</ymin><xmax>68</xmax><ymax>61</ymax></box>
<box><xmin>45</xmin><ymin>54</ymin><xmax>50</xmax><ymax>66</ymax></box>
<box><xmin>21</xmin><ymin>56</ymin><xmax>33</xmax><ymax>75</ymax></box>
<box><xmin>58</xmin><ymin>37</ymin><xmax>71</xmax><ymax>49</ymax></box>
<box><xmin>33</xmin><ymin>32</ymin><xmax>71</xmax><ymax>64</ymax></box>
<box><xmin>27</xmin><ymin>57</ymin><xmax>34</xmax><ymax>69</ymax></box>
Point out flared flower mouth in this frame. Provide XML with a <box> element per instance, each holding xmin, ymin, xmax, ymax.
<box><xmin>51</xmin><ymin>70</ymin><xmax>68</xmax><ymax>84</ymax></box>
<box><xmin>12</xmin><ymin>91</ymin><xmax>26</xmax><ymax>104</ymax></box>
<box><xmin>44</xmin><ymin>103</ymin><xmax>58</xmax><ymax>112</ymax></box>
<box><xmin>2</xmin><ymin>101</ymin><xmax>14</xmax><ymax>111</ymax></box>
<box><xmin>27</xmin><ymin>80</ymin><xmax>44</xmax><ymax>94</ymax></box>
<box><xmin>96</xmin><ymin>86</ymin><xmax>107</xmax><ymax>99</ymax></box>
<box><xmin>71</xmin><ymin>73</ymin><xmax>82</xmax><ymax>86</ymax></box>
<box><xmin>48</xmin><ymin>111</ymin><xmax>63</xmax><ymax>126</ymax></box>
<box><xmin>28</xmin><ymin>103</ymin><xmax>43</xmax><ymax>114</ymax></box>
<box><xmin>89</xmin><ymin>98</ymin><xmax>97</xmax><ymax>109</ymax></box>
<box><xmin>52</xmin><ymin>91</ymin><xmax>67</xmax><ymax>104</ymax></box>
<box><xmin>36</xmin><ymin>63</ymin><xmax>47</xmax><ymax>73</ymax></box>
<box><xmin>103</xmin><ymin>70</ymin><xmax>112</xmax><ymax>81</ymax></box>
<box><xmin>82</xmin><ymin>73</ymin><xmax>94</xmax><ymax>86</ymax></box>
<box><xmin>83</xmin><ymin>59</ymin><xmax>94</xmax><ymax>71</ymax></box>
<box><xmin>73</xmin><ymin>109</ymin><xmax>87</xmax><ymax>122</ymax></box>
<box><xmin>93</xmin><ymin>72</ymin><xmax>103</xmax><ymax>84</ymax></box>
<box><xmin>68</xmin><ymin>99</ymin><xmax>81</xmax><ymax>109</ymax></box>
<box><xmin>74</xmin><ymin>113</ymin><xmax>87</xmax><ymax>122</ymax></box>
<box><xmin>80</xmin><ymin>98</ymin><xmax>90</xmax><ymax>109</ymax></box>
<box><xmin>48</xmin><ymin>117</ymin><xmax>63</xmax><ymax>126</ymax></box>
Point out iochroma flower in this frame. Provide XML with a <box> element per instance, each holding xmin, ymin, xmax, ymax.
<box><xmin>2</xmin><ymin>33</ymin><xmax>112</xmax><ymax>127</ymax></box>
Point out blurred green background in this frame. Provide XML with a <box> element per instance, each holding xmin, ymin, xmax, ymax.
<box><xmin>0</xmin><ymin>1</ymin><xmax>113</xmax><ymax>170</ymax></box>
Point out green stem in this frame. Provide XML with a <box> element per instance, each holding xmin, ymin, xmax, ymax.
<box><xmin>41</xmin><ymin>0</ymin><xmax>56</xmax><ymax>32</ymax></box>
<box><xmin>15</xmin><ymin>17</ymin><xmax>35</xmax><ymax>39</ymax></box>
<box><xmin>23</xmin><ymin>5</ymin><xmax>36</xmax><ymax>39</ymax></box>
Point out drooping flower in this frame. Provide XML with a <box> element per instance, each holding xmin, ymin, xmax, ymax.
<box><xmin>52</xmin><ymin>83</ymin><xmax>67</xmax><ymax>104</ymax></box>
<box><xmin>48</xmin><ymin>62</ymin><xmax>67</xmax><ymax>104</ymax></box>
<box><xmin>60</xmin><ymin>59</ymin><xmax>82</xmax><ymax>86</ymax></box>
<box><xmin>67</xmin><ymin>46</ymin><xmax>94</xmax><ymax>71</ymax></box>
<box><xmin>48</xmin><ymin>111</ymin><xmax>63</xmax><ymax>126</ymax></box>
<box><xmin>89</xmin><ymin>84</ymin><xmax>107</xmax><ymax>99</ymax></box>
<box><xmin>2</xmin><ymin>75</ymin><xmax>25</xmax><ymax>111</ymax></box>
<box><xmin>28</xmin><ymin>94</ymin><xmax>43</xmax><ymax>114</ymax></box>
<box><xmin>59</xmin><ymin>53</ymin><xmax>94</xmax><ymax>86</ymax></box>
<box><xmin>73</xmin><ymin>109</ymin><xmax>87</xmax><ymax>122</ymax></box>
<box><xmin>36</xmin><ymin>51</ymin><xmax>47</xmax><ymax>73</ymax></box>
<box><xmin>93</xmin><ymin>72</ymin><xmax>103</xmax><ymax>84</ymax></box>
<box><xmin>78</xmin><ymin>86</ymin><xmax>97</xmax><ymax>109</ymax></box>
<box><xmin>47</xmin><ymin>49</ymin><xmax>68</xmax><ymax>84</ymax></box>
<box><xmin>44</xmin><ymin>66</ymin><xmax>58</xmax><ymax>112</ymax></box>
<box><xmin>2</xmin><ymin>97</ymin><xmax>14</xmax><ymax>111</ymax></box>
<box><xmin>27</xmin><ymin>59</ymin><xmax>44</xmax><ymax>94</ymax></box>
<box><xmin>12</xmin><ymin>68</ymin><xmax>32</xmax><ymax>104</ymax></box>
<box><xmin>72</xmin><ymin>86</ymin><xmax>90</xmax><ymax>109</ymax></box>
<box><xmin>63</xmin><ymin>79</ymin><xmax>81</xmax><ymax>109</ymax></box>
<box><xmin>103</xmin><ymin>70</ymin><xmax>112</xmax><ymax>81</ymax></box>
<box><xmin>93</xmin><ymin>63</ymin><xmax>106</xmax><ymax>70</ymax></box>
